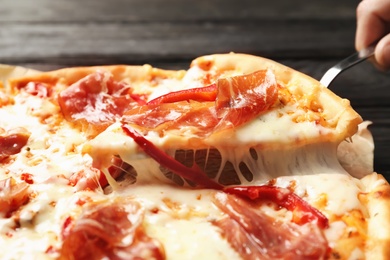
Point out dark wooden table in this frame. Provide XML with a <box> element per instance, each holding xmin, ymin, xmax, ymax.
<box><xmin>1</xmin><ymin>0</ymin><xmax>389</xmax><ymax>179</ymax></box>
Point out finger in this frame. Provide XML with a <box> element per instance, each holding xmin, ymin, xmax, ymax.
<box><xmin>375</xmin><ymin>33</ymin><xmax>390</xmax><ymax>70</ymax></box>
<box><xmin>355</xmin><ymin>0</ymin><xmax>390</xmax><ymax>51</ymax></box>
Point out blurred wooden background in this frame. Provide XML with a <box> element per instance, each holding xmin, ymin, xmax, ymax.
<box><xmin>1</xmin><ymin>0</ymin><xmax>389</xmax><ymax>179</ymax></box>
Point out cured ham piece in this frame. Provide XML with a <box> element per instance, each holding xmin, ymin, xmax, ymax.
<box><xmin>224</xmin><ymin>185</ymin><xmax>329</xmax><ymax>228</ymax></box>
<box><xmin>0</xmin><ymin>178</ymin><xmax>30</xmax><ymax>217</ymax></box>
<box><xmin>60</xmin><ymin>199</ymin><xmax>165</xmax><ymax>260</ymax></box>
<box><xmin>123</xmin><ymin>101</ymin><xmax>219</xmax><ymax>137</ymax></box>
<box><xmin>58</xmin><ymin>71</ymin><xmax>145</xmax><ymax>131</ymax></box>
<box><xmin>215</xmin><ymin>69</ymin><xmax>278</xmax><ymax>130</ymax></box>
<box><xmin>212</xmin><ymin>192</ymin><xmax>329</xmax><ymax>260</ymax></box>
<box><xmin>123</xmin><ymin>70</ymin><xmax>278</xmax><ymax>136</ymax></box>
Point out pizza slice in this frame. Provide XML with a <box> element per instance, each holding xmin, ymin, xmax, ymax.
<box><xmin>1</xmin><ymin>53</ymin><xmax>389</xmax><ymax>259</ymax></box>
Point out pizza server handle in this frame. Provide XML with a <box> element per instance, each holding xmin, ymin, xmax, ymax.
<box><xmin>319</xmin><ymin>41</ymin><xmax>377</xmax><ymax>87</ymax></box>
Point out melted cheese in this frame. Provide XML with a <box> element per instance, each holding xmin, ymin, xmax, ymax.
<box><xmin>0</xmin><ymin>94</ymin><xmax>89</xmax><ymax>258</ymax></box>
<box><xmin>85</xmin><ymin>101</ymin><xmax>335</xmax><ymax>172</ymax></box>
<box><xmin>110</xmin><ymin>185</ymin><xmax>240</xmax><ymax>260</ymax></box>
<box><xmin>85</xmin><ymin>121</ymin><xmax>345</xmax><ymax>187</ymax></box>
<box><xmin>234</xmin><ymin>107</ymin><xmax>330</xmax><ymax>144</ymax></box>
<box><xmin>273</xmin><ymin>174</ymin><xmax>364</xmax><ymax>216</ymax></box>
<box><xmin>89</xmin><ymin>103</ymin><xmax>332</xmax><ymax>151</ymax></box>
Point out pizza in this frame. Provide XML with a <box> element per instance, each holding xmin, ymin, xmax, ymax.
<box><xmin>0</xmin><ymin>53</ymin><xmax>389</xmax><ymax>260</ymax></box>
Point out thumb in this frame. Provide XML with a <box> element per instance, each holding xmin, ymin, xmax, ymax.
<box><xmin>375</xmin><ymin>33</ymin><xmax>390</xmax><ymax>70</ymax></box>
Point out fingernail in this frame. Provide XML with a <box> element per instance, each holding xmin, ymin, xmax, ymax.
<box><xmin>381</xmin><ymin>44</ymin><xmax>390</xmax><ymax>70</ymax></box>
<box><xmin>375</xmin><ymin>37</ymin><xmax>390</xmax><ymax>70</ymax></box>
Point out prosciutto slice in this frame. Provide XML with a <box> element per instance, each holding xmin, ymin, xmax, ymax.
<box><xmin>0</xmin><ymin>178</ymin><xmax>29</xmax><ymax>217</ymax></box>
<box><xmin>58</xmin><ymin>71</ymin><xmax>145</xmax><ymax>132</ymax></box>
<box><xmin>123</xmin><ymin>69</ymin><xmax>278</xmax><ymax>137</ymax></box>
<box><xmin>60</xmin><ymin>198</ymin><xmax>165</xmax><ymax>260</ymax></box>
<box><xmin>212</xmin><ymin>192</ymin><xmax>329</xmax><ymax>260</ymax></box>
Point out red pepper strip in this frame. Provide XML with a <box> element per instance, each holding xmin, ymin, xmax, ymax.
<box><xmin>224</xmin><ymin>185</ymin><xmax>329</xmax><ymax>229</ymax></box>
<box><xmin>147</xmin><ymin>84</ymin><xmax>217</xmax><ymax>105</ymax></box>
<box><xmin>121</xmin><ymin>124</ymin><xmax>223</xmax><ymax>190</ymax></box>
<box><xmin>129</xmin><ymin>93</ymin><xmax>148</xmax><ymax>105</ymax></box>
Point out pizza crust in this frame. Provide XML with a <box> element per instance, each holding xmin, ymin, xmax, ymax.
<box><xmin>7</xmin><ymin>64</ymin><xmax>185</xmax><ymax>93</ymax></box>
<box><xmin>0</xmin><ymin>64</ymin><xmax>40</xmax><ymax>90</ymax></box>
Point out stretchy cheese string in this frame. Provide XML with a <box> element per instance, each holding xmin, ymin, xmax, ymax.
<box><xmin>121</xmin><ymin>124</ymin><xmax>329</xmax><ymax>228</ymax></box>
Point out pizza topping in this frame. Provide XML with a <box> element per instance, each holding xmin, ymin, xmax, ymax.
<box><xmin>20</xmin><ymin>173</ymin><xmax>34</xmax><ymax>184</ymax></box>
<box><xmin>147</xmin><ymin>83</ymin><xmax>217</xmax><ymax>105</ymax></box>
<box><xmin>123</xmin><ymin>70</ymin><xmax>277</xmax><ymax>136</ymax></box>
<box><xmin>0</xmin><ymin>127</ymin><xmax>30</xmax><ymax>161</ymax></box>
<box><xmin>0</xmin><ymin>177</ymin><xmax>30</xmax><ymax>218</ymax></box>
<box><xmin>58</xmin><ymin>71</ymin><xmax>142</xmax><ymax>130</ymax></box>
<box><xmin>224</xmin><ymin>185</ymin><xmax>329</xmax><ymax>228</ymax></box>
<box><xmin>124</xmin><ymin>101</ymin><xmax>219</xmax><ymax>137</ymax></box>
<box><xmin>215</xmin><ymin>69</ymin><xmax>278</xmax><ymax>130</ymax></box>
<box><xmin>212</xmin><ymin>192</ymin><xmax>329</xmax><ymax>259</ymax></box>
<box><xmin>60</xmin><ymin>199</ymin><xmax>165</xmax><ymax>260</ymax></box>
<box><xmin>121</xmin><ymin>125</ymin><xmax>223</xmax><ymax>190</ymax></box>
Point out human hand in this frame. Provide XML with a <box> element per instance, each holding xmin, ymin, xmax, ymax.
<box><xmin>356</xmin><ymin>0</ymin><xmax>390</xmax><ymax>70</ymax></box>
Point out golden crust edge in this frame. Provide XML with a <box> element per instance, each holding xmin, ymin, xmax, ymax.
<box><xmin>361</xmin><ymin>173</ymin><xmax>390</xmax><ymax>260</ymax></box>
<box><xmin>7</xmin><ymin>64</ymin><xmax>186</xmax><ymax>91</ymax></box>
<box><xmin>0</xmin><ymin>64</ymin><xmax>40</xmax><ymax>89</ymax></box>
